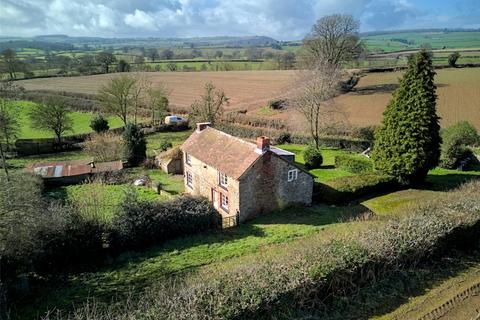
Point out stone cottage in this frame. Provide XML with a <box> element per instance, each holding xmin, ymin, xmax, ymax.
<box><xmin>181</xmin><ymin>123</ymin><xmax>314</xmax><ymax>223</ymax></box>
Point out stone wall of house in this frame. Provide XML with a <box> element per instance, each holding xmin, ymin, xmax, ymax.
<box><xmin>183</xmin><ymin>152</ymin><xmax>240</xmax><ymax>217</ymax></box>
<box><xmin>238</xmin><ymin>152</ymin><xmax>313</xmax><ymax>222</ymax></box>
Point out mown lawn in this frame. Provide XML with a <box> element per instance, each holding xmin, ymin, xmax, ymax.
<box><xmin>145</xmin><ymin>130</ymin><xmax>192</xmax><ymax>156</ymax></box>
<box><xmin>277</xmin><ymin>144</ymin><xmax>356</xmax><ymax>181</ymax></box>
<box><xmin>8</xmin><ymin>100</ymin><xmax>124</xmax><ymax>139</ymax></box>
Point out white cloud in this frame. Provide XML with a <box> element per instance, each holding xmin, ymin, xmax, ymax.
<box><xmin>124</xmin><ymin>9</ymin><xmax>158</xmax><ymax>30</ymax></box>
<box><xmin>0</xmin><ymin>0</ymin><xmax>478</xmax><ymax>39</ymax></box>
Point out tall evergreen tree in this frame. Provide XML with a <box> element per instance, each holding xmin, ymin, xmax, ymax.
<box><xmin>122</xmin><ymin>123</ymin><xmax>146</xmax><ymax>166</ymax></box>
<box><xmin>372</xmin><ymin>50</ymin><xmax>441</xmax><ymax>185</ymax></box>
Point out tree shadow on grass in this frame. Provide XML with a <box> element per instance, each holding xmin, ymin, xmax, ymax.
<box><xmin>422</xmin><ymin>172</ymin><xmax>480</xmax><ymax>191</ymax></box>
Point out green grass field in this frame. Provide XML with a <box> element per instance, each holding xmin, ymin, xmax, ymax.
<box><xmin>8</xmin><ymin>100</ymin><xmax>124</xmax><ymax>139</ymax></box>
<box><xmin>362</xmin><ymin>31</ymin><xmax>480</xmax><ymax>52</ymax></box>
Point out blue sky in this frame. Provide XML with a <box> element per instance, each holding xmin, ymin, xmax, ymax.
<box><xmin>0</xmin><ymin>0</ymin><xmax>479</xmax><ymax>39</ymax></box>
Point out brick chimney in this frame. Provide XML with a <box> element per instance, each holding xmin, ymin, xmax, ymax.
<box><xmin>256</xmin><ymin>136</ymin><xmax>270</xmax><ymax>152</ymax></box>
<box><xmin>196</xmin><ymin>122</ymin><xmax>211</xmax><ymax>133</ymax></box>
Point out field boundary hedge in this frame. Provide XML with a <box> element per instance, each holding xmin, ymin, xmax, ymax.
<box><xmin>334</xmin><ymin>154</ymin><xmax>374</xmax><ymax>173</ymax></box>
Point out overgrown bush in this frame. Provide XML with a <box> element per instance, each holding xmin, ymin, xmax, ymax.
<box><xmin>159</xmin><ymin>140</ymin><xmax>173</xmax><ymax>152</ymax></box>
<box><xmin>276</xmin><ymin>132</ymin><xmax>292</xmax><ymax>144</ymax></box>
<box><xmin>315</xmin><ymin>173</ymin><xmax>397</xmax><ymax>204</ymax></box>
<box><xmin>0</xmin><ymin>173</ymin><xmax>105</xmax><ymax>278</ymax></box>
<box><xmin>267</xmin><ymin>99</ymin><xmax>288</xmax><ymax>110</ymax></box>
<box><xmin>440</xmin><ymin>121</ymin><xmax>480</xmax><ymax>169</ymax></box>
<box><xmin>303</xmin><ymin>145</ymin><xmax>323</xmax><ymax>169</ymax></box>
<box><xmin>334</xmin><ymin>154</ymin><xmax>373</xmax><ymax>173</ymax></box>
<box><xmin>90</xmin><ymin>114</ymin><xmax>110</xmax><ymax>133</ymax></box>
<box><xmin>83</xmin><ymin>132</ymin><xmax>125</xmax><ymax>162</ymax></box>
<box><xmin>109</xmin><ymin>195</ymin><xmax>221</xmax><ymax>252</ymax></box>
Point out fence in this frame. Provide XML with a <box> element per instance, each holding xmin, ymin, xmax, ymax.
<box><xmin>222</xmin><ymin>213</ymin><xmax>239</xmax><ymax>229</ymax></box>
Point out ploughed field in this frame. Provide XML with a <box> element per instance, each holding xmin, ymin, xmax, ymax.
<box><xmin>17</xmin><ymin>70</ymin><xmax>296</xmax><ymax>113</ymax></box>
<box><xmin>18</xmin><ymin>67</ymin><xmax>480</xmax><ymax>130</ymax></box>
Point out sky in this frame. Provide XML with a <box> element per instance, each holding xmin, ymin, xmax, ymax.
<box><xmin>0</xmin><ymin>0</ymin><xmax>479</xmax><ymax>40</ymax></box>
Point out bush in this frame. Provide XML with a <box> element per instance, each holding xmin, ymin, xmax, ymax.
<box><xmin>303</xmin><ymin>145</ymin><xmax>323</xmax><ymax>169</ymax></box>
<box><xmin>448</xmin><ymin>51</ymin><xmax>460</xmax><ymax>67</ymax></box>
<box><xmin>109</xmin><ymin>196</ymin><xmax>221</xmax><ymax>252</ymax></box>
<box><xmin>0</xmin><ymin>173</ymin><xmax>105</xmax><ymax>278</ymax></box>
<box><xmin>267</xmin><ymin>99</ymin><xmax>288</xmax><ymax>110</ymax></box>
<box><xmin>440</xmin><ymin>121</ymin><xmax>480</xmax><ymax>169</ymax></box>
<box><xmin>90</xmin><ymin>114</ymin><xmax>110</xmax><ymax>133</ymax></box>
<box><xmin>159</xmin><ymin>140</ymin><xmax>173</xmax><ymax>152</ymax></box>
<box><xmin>123</xmin><ymin>123</ymin><xmax>146</xmax><ymax>166</ymax></box>
<box><xmin>276</xmin><ymin>132</ymin><xmax>292</xmax><ymax>144</ymax></box>
<box><xmin>83</xmin><ymin>132</ymin><xmax>125</xmax><ymax>162</ymax></box>
<box><xmin>315</xmin><ymin>173</ymin><xmax>397</xmax><ymax>204</ymax></box>
<box><xmin>334</xmin><ymin>154</ymin><xmax>373</xmax><ymax>173</ymax></box>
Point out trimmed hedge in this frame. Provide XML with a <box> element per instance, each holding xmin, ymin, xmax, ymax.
<box><xmin>109</xmin><ymin>196</ymin><xmax>221</xmax><ymax>252</ymax></box>
<box><xmin>315</xmin><ymin>173</ymin><xmax>398</xmax><ymax>204</ymax></box>
<box><xmin>217</xmin><ymin>123</ymin><xmax>371</xmax><ymax>152</ymax></box>
<box><xmin>334</xmin><ymin>154</ymin><xmax>374</xmax><ymax>173</ymax></box>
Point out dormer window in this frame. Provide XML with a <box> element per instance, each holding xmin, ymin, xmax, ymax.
<box><xmin>287</xmin><ymin>169</ymin><xmax>298</xmax><ymax>182</ymax></box>
<box><xmin>186</xmin><ymin>153</ymin><xmax>192</xmax><ymax>166</ymax></box>
<box><xmin>219</xmin><ymin>172</ymin><xmax>228</xmax><ymax>188</ymax></box>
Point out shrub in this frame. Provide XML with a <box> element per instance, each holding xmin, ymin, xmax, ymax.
<box><xmin>83</xmin><ymin>132</ymin><xmax>125</xmax><ymax>162</ymax></box>
<box><xmin>123</xmin><ymin>123</ymin><xmax>146</xmax><ymax>166</ymax></box>
<box><xmin>267</xmin><ymin>99</ymin><xmax>288</xmax><ymax>110</ymax></box>
<box><xmin>159</xmin><ymin>140</ymin><xmax>173</xmax><ymax>152</ymax></box>
<box><xmin>372</xmin><ymin>50</ymin><xmax>441</xmax><ymax>185</ymax></box>
<box><xmin>109</xmin><ymin>196</ymin><xmax>221</xmax><ymax>252</ymax></box>
<box><xmin>303</xmin><ymin>145</ymin><xmax>323</xmax><ymax>169</ymax></box>
<box><xmin>334</xmin><ymin>154</ymin><xmax>373</xmax><ymax>173</ymax></box>
<box><xmin>276</xmin><ymin>132</ymin><xmax>292</xmax><ymax>144</ymax></box>
<box><xmin>90</xmin><ymin>114</ymin><xmax>110</xmax><ymax>133</ymax></box>
<box><xmin>315</xmin><ymin>173</ymin><xmax>397</xmax><ymax>204</ymax></box>
<box><xmin>448</xmin><ymin>51</ymin><xmax>460</xmax><ymax>67</ymax></box>
<box><xmin>0</xmin><ymin>173</ymin><xmax>105</xmax><ymax>278</ymax></box>
<box><xmin>440</xmin><ymin>121</ymin><xmax>480</xmax><ymax>169</ymax></box>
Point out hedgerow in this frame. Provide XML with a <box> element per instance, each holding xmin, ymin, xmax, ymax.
<box><xmin>334</xmin><ymin>154</ymin><xmax>374</xmax><ymax>173</ymax></box>
<box><xmin>46</xmin><ymin>180</ymin><xmax>480</xmax><ymax>319</ymax></box>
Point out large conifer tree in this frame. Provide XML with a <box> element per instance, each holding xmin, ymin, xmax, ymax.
<box><xmin>372</xmin><ymin>50</ymin><xmax>441</xmax><ymax>185</ymax></box>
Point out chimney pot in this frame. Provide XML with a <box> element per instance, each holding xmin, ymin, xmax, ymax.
<box><xmin>196</xmin><ymin>122</ymin><xmax>211</xmax><ymax>132</ymax></box>
<box><xmin>256</xmin><ymin>136</ymin><xmax>270</xmax><ymax>152</ymax></box>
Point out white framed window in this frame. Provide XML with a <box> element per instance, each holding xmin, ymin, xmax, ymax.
<box><xmin>221</xmin><ymin>193</ymin><xmax>229</xmax><ymax>211</ymax></box>
<box><xmin>287</xmin><ymin>169</ymin><xmax>298</xmax><ymax>182</ymax></box>
<box><xmin>186</xmin><ymin>172</ymin><xmax>193</xmax><ymax>188</ymax></box>
<box><xmin>219</xmin><ymin>172</ymin><xmax>228</xmax><ymax>188</ymax></box>
<box><xmin>186</xmin><ymin>153</ymin><xmax>192</xmax><ymax>166</ymax></box>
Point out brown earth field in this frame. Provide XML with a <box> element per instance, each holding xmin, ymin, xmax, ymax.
<box><xmin>18</xmin><ymin>68</ymin><xmax>480</xmax><ymax>130</ymax></box>
<box><xmin>17</xmin><ymin>71</ymin><xmax>297</xmax><ymax>113</ymax></box>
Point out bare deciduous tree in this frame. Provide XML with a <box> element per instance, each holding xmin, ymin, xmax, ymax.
<box><xmin>190</xmin><ymin>82</ymin><xmax>229</xmax><ymax>126</ymax></box>
<box><xmin>294</xmin><ymin>60</ymin><xmax>342</xmax><ymax>149</ymax></box>
<box><xmin>83</xmin><ymin>132</ymin><xmax>125</xmax><ymax>162</ymax></box>
<box><xmin>98</xmin><ymin>75</ymin><xmax>137</xmax><ymax>126</ymax></box>
<box><xmin>29</xmin><ymin>97</ymin><xmax>73</xmax><ymax>144</ymax></box>
<box><xmin>146</xmin><ymin>82</ymin><xmax>170</xmax><ymax>125</ymax></box>
<box><xmin>299</xmin><ymin>14</ymin><xmax>361</xmax><ymax>69</ymax></box>
<box><xmin>0</xmin><ymin>99</ymin><xmax>20</xmax><ymax>180</ymax></box>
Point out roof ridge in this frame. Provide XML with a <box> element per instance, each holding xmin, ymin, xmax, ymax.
<box><xmin>206</xmin><ymin>127</ymin><xmax>257</xmax><ymax>149</ymax></box>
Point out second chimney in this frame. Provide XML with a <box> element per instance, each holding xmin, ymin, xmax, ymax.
<box><xmin>196</xmin><ymin>122</ymin><xmax>211</xmax><ymax>133</ymax></box>
<box><xmin>256</xmin><ymin>136</ymin><xmax>270</xmax><ymax>152</ymax></box>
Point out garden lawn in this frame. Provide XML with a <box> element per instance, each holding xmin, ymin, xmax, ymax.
<box><xmin>277</xmin><ymin>144</ymin><xmax>356</xmax><ymax>181</ymax></box>
<box><xmin>8</xmin><ymin>150</ymin><xmax>89</xmax><ymax>169</ymax></box>
<box><xmin>145</xmin><ymin>130</ymin><xmax>192</xmax><ymax>156</ymax></box>
<box><xmin>9</xmin><ymin>100</ymin><xmax>124</xmax><ymax>139</ymax></box>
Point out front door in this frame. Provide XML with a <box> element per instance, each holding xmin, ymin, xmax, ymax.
<box><xmin>212</xmin><ymin>189</ymin><xmax>219</xmax><ymax>209</ymax></box>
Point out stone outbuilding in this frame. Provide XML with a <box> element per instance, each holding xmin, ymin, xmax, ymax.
<box><xmin>155</xmin><ymin>146</ymin><xmax>184</xmax><ymax>174</ymax></box>
<box><xmin>181</xmin><ymin>123</ymin><xmax>314</xmax><ymax>224</ymax></box>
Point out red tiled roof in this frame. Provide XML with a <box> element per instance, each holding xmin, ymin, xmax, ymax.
<box><xmin>181</xmin><ymin>127</ymin><xmax>262</xmax><ymax>180</ymax></box>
